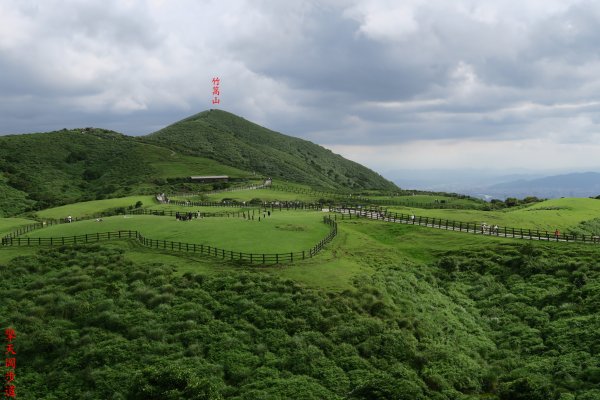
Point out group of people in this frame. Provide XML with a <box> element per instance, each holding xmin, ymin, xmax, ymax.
<box><xmin>175</xmin><ymin>211</ymin><xmax>198</xmax><ymax>221</ymax></box>
<box><xmin>481</xmin><ymin>223</ymin><xmax>499</xmax><ymax>234</ymax></box>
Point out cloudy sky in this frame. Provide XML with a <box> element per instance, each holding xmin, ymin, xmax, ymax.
<box><xmin>2</xmin><ymin>0</ymin><xmax>600</xmax><ymax>182</ymax></box>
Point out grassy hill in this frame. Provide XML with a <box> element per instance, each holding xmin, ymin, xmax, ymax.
<box><xmin>144</xmin><ymin>109</ymin><xmax>396</xmax><ymax>191</ymax></box>
<box><xmin>0</xmin><ymin>110</ymin><xmax>398</xmax><ymax>216</ymax></box>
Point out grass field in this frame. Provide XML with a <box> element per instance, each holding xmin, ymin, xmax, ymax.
<box><xmin>146</xmin><ymin>203</ymin><xmax>254</xmax><ymax>214</ymax></box>
<box><xmin>0</xmin><ymin>217</ymin><xmax>37</xmax><ymax>236</ymax></box>
<box><xmin>368</xmin><ymin>194</ymin><xmax>483</xmax><ymax>207</ymax></box>
<box><xmin>387</xmin><ymin>197</ymin><xmax>600</xmax><ymax>232</ymax></box>
<box><xmin>202</xmin><ymin>188</ymin><xmax>322</xmax><ymax>202</ymax></box>
<box><xmin>32</xmin><ymin>195</ymin><xmax>258</xmax><ymax>220</ymax></box>
<box><xmin>8</xmin><ymin>194</ymin><xmax>600</xmax><ymax>291</ymax></box>
<box><xmin>193</xmin><ymin>188</ymin><xmax>483</xmax><ymax>207</ymax></box>
<box><xmin>143</xmin><ymin>146</ymin><xmax>252</xmax><ymax>179</ymax></box>
<box><xmin>23</xmin><ymin>212</ymin><xmax>330</xmax><ymax>254</ymax></box>
<box><xmin>6</xmin><ymin>202</ymin><xmax>600</xmax><ymax>291</ymax></box>
<box><xmin>34</xmin><ymin>195</ymin><xmax>156</xmax><ymax>219</ymax></box>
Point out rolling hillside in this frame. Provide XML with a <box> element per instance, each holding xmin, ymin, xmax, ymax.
<box><xmin>0</xmin><ymin>110</ymin><xmax>397</xmax><ymax>216</ymax></box>
<box><xmin>144</xmin><ymin>109</ymin><xmax>396</xmax><ymax>191</ymax></box>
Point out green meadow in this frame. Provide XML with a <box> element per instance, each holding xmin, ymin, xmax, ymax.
<box><xmin>0</xmin><ymin>217</ymin><xmax>36</xmax><ymax>236</ymax></box>
<box><xmin>143</xmin><ymin>148</ymin><xmax>252</xmax><ymax>179</ymax></box>
<box><xmin>146</xmin><ymin>202</ymin><xmax>253</xmax><ymax>214</ymax></box>
<box><xmin>176</xmin><ymin>186</ymin><xmax>484</xmax><ymax>207</ymax></box>
<box><xmin>22</xmin><ymin>211</ymin><xmax>331</xmax><ymax>254</ymax></box>
<box><xmin>34</xmin><ymin>195</ymin><xmax>155</xmax><ymax>219</ymax></box>
<box><xmin>202</xmin><ymin>188</ymin><xmax>322</xmax><ymax>202</ymax></box>
<box><xmin>388</xmin><ymin>197</ymin><xmax>600</xmax><ymax>232</ymax></box>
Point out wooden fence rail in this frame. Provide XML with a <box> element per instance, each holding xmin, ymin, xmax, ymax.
<box><xmin>165</xmin><ymin>185</ymin><xmax>482</xmax><ymax>210</ymax></box>
<box><xmin>334</xmin><ymin>207</ymin><xmax>600</xmax><ymax>244</ymax></box>
<box><xmin>1</xmin><ymin>216</ymin><xmax>338</xmax><ymax>265</ymax></box>
<box><xmin>0</xmin><ymin>208</ymin><xmax>256</xmax><ymax>240</ymax></box>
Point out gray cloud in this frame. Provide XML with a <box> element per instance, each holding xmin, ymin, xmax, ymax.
<box><xmin>1</xmin><ymin>0</ymin><xmax>600</xmax><ymax>173</ymax></box>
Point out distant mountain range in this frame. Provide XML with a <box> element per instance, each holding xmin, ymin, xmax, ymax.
<box><xmin>466</xmin><ymin>172</ymin><xmax>600</xmax><ymax>199</ymax></box>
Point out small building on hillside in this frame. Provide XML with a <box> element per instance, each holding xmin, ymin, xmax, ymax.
<box><xmin>189</xmin><ymin>175</ymin><xmax>229</xmax><ymax>183</ymax></box>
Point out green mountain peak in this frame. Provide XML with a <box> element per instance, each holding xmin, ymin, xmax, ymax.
<box><xmin>146</xmin><ymin>109</ymin><xmax>396</xmax><ymax>191</ymax></box>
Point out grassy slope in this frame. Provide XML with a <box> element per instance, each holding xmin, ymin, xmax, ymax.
<box><xmin>0</xmin><ymin>174</ymin><xmax>35</xmax><ymax>216</ymax></box>
<box><xmin>0</xmin><ymin>129</ymin><xmax>155</xmax><ymax>207</ymax></box>
<box><xmin>0</xmin><ymin>128</ymin><xmax>262</xmax><ymax>212</ymax></box>
<box><xmin>6</xmin><ymin>193</ymin><xmax>595</xmax><ymax>290</ymax></box>
<box><xmin>0</xmin><ymin>217</ymin><xmax>36</xmax><ymax>236</ymax></box>
<box><xmin>388</xmin><ymin>197</ymin><xmax>600</xmax><ymax>232</ymax></box>
<box><xmin>177</xmin><ymin>187</ymin><xmax>483</xmax><ymax>208</ymax></box>
<box><xmin>144</xmin><ymin>109</ymin><xmax>397</xmax><ymax>191</ymax></box>
<box><xmin>33</xmin><ymin>195</ymin><xmax>155</xmax><ymax>219</ymax></box>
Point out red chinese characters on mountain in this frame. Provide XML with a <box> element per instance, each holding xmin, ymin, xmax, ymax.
<box><xmin>212</xmin><ymin>77</ymin><xmax>221</xmax><ymax>104</ymax></box>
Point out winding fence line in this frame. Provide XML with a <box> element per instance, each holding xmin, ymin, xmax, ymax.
<box><xmin>1</xmin><ymin>214</ymin><xmax>338</xmax><ymax>265</ymax></box>
<box><xmin>334</xmin><ymin>207</ymin><xmax>600</xmax><ymax>244</ymax></box>
<box><xmin>164</xmin><ymin>184</ymin><xmax>482</xmax><ymax>209</ymax></box>
<box><xmin>1</xmin><ymin>208</ymin><xmax>259</xmax><ymax>241</ymax></box>
<box><xmin>263</xmin><ymin>185</ymin><xmax>483</xmax><ymax>209</ymax></box>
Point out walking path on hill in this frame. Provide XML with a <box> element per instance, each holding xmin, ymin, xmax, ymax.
<box><xmin>334</xmin><ymin>207</ymin><xmax>600</xmax><ymax>245</ymax></box>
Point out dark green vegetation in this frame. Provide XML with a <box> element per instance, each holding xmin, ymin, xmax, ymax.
<box><xmin>2</xmin><ymin>233</ymin><xmax>600</xmax><ymax>399</ymax></box>
<box><xmin>145</xmin><ymin>110</ymin><xmax>395</xmax><ymax>191</ymax></box>
<box><xmin>0</xmin><ymin>128</ymin><xmax>158</xmax><ymax>212</ymax></box>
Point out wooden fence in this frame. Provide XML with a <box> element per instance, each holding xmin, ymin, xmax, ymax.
<box><xmin>1</xmin><ymin>208</ymin><xmax>251</xmax><ymax>241</ymax></box>
<box><xmin>263</xmin><ymin>185</ymin><xmax>485</xmax><ymax>209</ymax></box>
<box><xmin>160</xmin><ymin>199</ymin><xmax>326</xmax><ymax>210</ymax></box>
<box><xmin>167</xmin><ymin>185</ymin><xmax>483</xmax><ymax>210</ymax></box>
<box><xmin>335</xmin><ymin>207</ymin><xmax>600</xmax><ymax>244</ymax></box>
<box><xmin>1</xmin><ymin>216</ymin><xmax>338</xmax><ymax>265</ymax></box>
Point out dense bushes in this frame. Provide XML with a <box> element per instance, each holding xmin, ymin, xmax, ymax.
<box><xmin>434</xmin><ymin>243</ymin><xmax>600</xmax><ymax>399</ymax></box>
<box><xmin>0</xmin><ymin>246</ymin><xmax>487</xmax><ymax>399</ymax></box>
<box><xmin>2</xmin><ymin>241</ymin><xmax>599</xmax><ymax>398</ymax></box>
